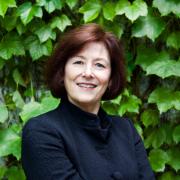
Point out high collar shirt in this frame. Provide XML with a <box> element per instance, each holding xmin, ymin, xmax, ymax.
<box><xmin>22</xmin><ymin>98</ymin><xmax>155</xmax><ymax>180</ymax></box>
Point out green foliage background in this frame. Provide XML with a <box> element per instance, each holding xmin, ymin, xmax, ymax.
<box><xmin>0</xmin><ymin>0</ymin><xmax>180</xmax><ymax>179</ymax></box>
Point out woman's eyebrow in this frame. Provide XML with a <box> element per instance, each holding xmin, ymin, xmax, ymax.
<box><xmin>95</xmin><ymin>58</ymin><xmax>109</xmax><ymax>61</ymax></box>
<box><xmin>73</xmin><ymin>55</ymin><xmax>110</xmax><ymax>64</ymax></box>
<box><xmin>73</xmin><ymin>55</ymin><xmax>86</xmax><ymax>60</ymax></box>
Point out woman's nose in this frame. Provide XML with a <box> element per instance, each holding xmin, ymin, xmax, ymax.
<box><xmin>82</xmin><ymin>65</ymin><xmax>94</xmax><ymax>78</ymax></box>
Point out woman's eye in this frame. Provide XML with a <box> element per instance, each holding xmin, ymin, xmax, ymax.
<box><xmin>73</xmin><ymin>60</ymin><xmax>83</xmax><ymax>65</ymax></box>
<box><xmin>95</xmin><ymin>63</ymin><xmax>105</xmax><ymax>68</ymax></box>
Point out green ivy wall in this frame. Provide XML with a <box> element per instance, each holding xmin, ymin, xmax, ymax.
<box><xmin>0</xmin><ymin>0</ymin><xmax>179</xmax><ymax>179</ymax></box>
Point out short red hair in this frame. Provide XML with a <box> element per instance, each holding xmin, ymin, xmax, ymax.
<box><xmin>46</xmin><ymin>23</ymin><xmax>126</xmax><ymax>100</ymax></box>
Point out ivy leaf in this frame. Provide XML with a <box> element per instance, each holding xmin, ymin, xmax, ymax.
<box><xmin>159</xmin><ymin>171</ymin><xmax>179</xmax><ymax>180</ymax></box>
<box><xmin>102</xmin><ymin>101</ymin><xmax>118</xmax><ymax>115</ymax></box>
<box><xmin>118</xmin><ymin>94</ymin><xmax>141</xmax><ymax>116</ymax></box>
<box><xmin>135</xmin><ymin>47</ymin><xmax>170</xmax><ymax>70</ymax></box>
<box><xmin>135</xmin><ymin>47</ymin><xmax>180</xmax><ymax>78</ymax></box>
<box><xmin>0</xmin><ymin>0</ymin><xmax>16</xmax><ymax>17</ymax></box>
<box><xmin>148</xmin><ymin>88</ymin><xmax>170</xmax><ymax>112</ymax></box>
<box><xmin>103</xmin><ymin>2</ymin><xmax>116</xmax><ymax>21</ymax></box>
<box><xmin>0</xmin><ymin>128</ymin><xmax>21</xmax><ymax>160</ymax></box>
<box><xmin>167</xmin><ymin>147</ymin><xmax>180</xmax><ymax>172</ymax></box>
<box><xmin>25</xmin><ymin>19</ymin><xmax>45</xmax><ymax>33</ymax></box>
<box><xmin>115</xmin><ymin>0</ymin><xmax>130</xmax><ymax>15</ymax></box>
<box><xmin>0</xmin><ymin>166</ymin><xmax>6</xmax><ymax>179</ymax></box>
<box><xmin>10</xmin><ymin>124</ymin><xmax>22</xmax><ymax>134</ymax></box>
<box><xmin>50</xmin><ymin>15</ymin><xmax>72</xmax><ymax>32</ymax></box>
<box><xmin>162</xmin><ymin>124</ymin><xmax>174</xmax><ymax>145</ymax></box>
<box><xmin>174</xmin><ymin>91</ymin><xmax>180</xmax><ymax>110</ymax></box>
<box><xmin>111</xmin><ymin>94</ymin><xmax>122</xmax><ymax>105</ymax></box>
<box><xmin>123</xmin><ymin>89</ymin><xmax>130</xmax><ymax>97</ymax></box>
<box><xmin>5</xmin><ymin>166</ymin><xmax>25</xmax><ymax>180</ymax></box>
<box><xmin>124</xmin><ymin>0</ymin><xmax>148</xmax><ymax>22</ymax></box>
<box><xmin>132</xmin><ymin>9</ymin><xmax>165</xmax><ymax>41</ymax></box>
<box><xmin>0</xmin><ymin>104</ymin><xmax>8</xmax><ymax>123</ymax></box>
<box><xmin>17</xmin><ymin>2</ymin><xmax>42</xmax><ymax>25</ymax></box>
<box><xmin>173</xmin><ymin>125</ymin><xmax>180</xmax><ymax>144</ymax></box>
<box><xmin>134</xmin><ymin>123</ymin><xmax>143</xmax><ymax>138</ymax></box>
<box><xmin>35</xmin><ymin>25</ymin><xmax>56</xmax><ymax>43</ymax></box>
<box><xmin>105</xmin><ymin>23</ymin><xmax>123</xmax><ymax>39</ymax></box>
<box><xmin>45</xmin><ymin>0</ymin><xmax>63</xmax><ymax>12</ymax></box>
<box><xmin>115</xmin><ymin>0</ymin><xmax>147</xmax><ymax>22</ymax></box>
<box><xmin>141</xmin><ymin>109</ymin><xmax>159</xmax><ymax>128</ymax></box>
<box><xmin>146</xmin><ymin>60</ymin><xmax>180</xmax><ymax>78</ymax></box>
<box><xmin>37</xmin><ymin>0</ymin><xmax>63</xmax><ymax>13</ymax></box>
<box><xmin>0</xmin><ymin>58</ymin><xmax>5</xmax><ymax>69</ymax></box>
<box><xmin>19</xmin><ymin>101</ymin><xmax>42</xmax><ymax>122</ymax></box>
<box><xmin>153</xmin><ymin>0</ymin><xmax>180</xmax><ymax>17</ymax></box>
<box><xmin>12</xmin><ymin>69</ymin><xmax>26</xmax><ymax>87</ymax></box>
<box><xmin>149</xmin><ymin>149</ymin><xmax>169</xmax><ymax>172</ymax></box>
<box><xmin>148</xmin><ymin>88</ymin><xmax>180</xmax><ymax>113</ymax></box>
<box><xmin>66</xmin><ymin>0</ymin><xmax>78</xmax><ymax>9</ymax></box>
<box><xmin>40</xmin><ymin>96</ymin><xmax>59</xmax><ymax>111</ymax></box>
<box><xmin>0</xmin><ymin>15</ymin><xmax>17</xmax><ymax>31</ymax></box>
<box><xmin>12</xmin><ymin>90</ymin><xmax>25</xmax><ymax>109</ymax></box>
<box><xmin>79</xmin><ymin>0</ymin><xmax>101</xmax><ymax>23</ymax></box>
<box><xmin>24</xmin><ymin>35</ymin><xmax>52</xmax><ymax>60</ymax></box>
<box><xmin>144</xmin><ymin>128</ymin><xmax>166</xmax><ymax>148</ymax></box>
<box><xmin>166</xmin><ymin>32</ymin><xmax>180</xmax><ymax>50</ymax></box>
<box><xmin>0</xmin><ymin>32</ymin><xmax>25</xmax><ymax>60</ymax></box>
<box><xmin>16</xmin><ymin>21</ymin><xmax>26</xmax><ymax>35</ymax></box>
<box><xmin>20</xmin><ymin>96</ymin><xmax>59</xmax><ymax>122</ymax></box>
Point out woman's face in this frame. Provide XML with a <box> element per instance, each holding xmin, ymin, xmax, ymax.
<box><xmin>64</xmin><ymin>42</ymin><xmax>111</xmax><ymax>113</ymax></box>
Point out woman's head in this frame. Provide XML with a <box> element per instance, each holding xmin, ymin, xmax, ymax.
<box><xmin>46</xmin><ymin>23</ymin><xmax>126</xmax><ymax>101</ymax></box>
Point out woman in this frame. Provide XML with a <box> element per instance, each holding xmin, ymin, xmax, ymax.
<box><xmin>22</xmin><ymin>24</ymin><xmax>155</xmax><ymax>180</ymax></box>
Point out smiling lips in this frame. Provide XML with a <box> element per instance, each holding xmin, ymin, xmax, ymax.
<box><xmin>76</xmin><ymin>83</ymin><xmax>97</xmax><ymax>89</ymax></box>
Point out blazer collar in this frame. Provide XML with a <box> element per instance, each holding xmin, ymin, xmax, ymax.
<box><xmin>59</xmin><ymin>97</ymin><xmax>112</xmax><ymax>130</ymax></box>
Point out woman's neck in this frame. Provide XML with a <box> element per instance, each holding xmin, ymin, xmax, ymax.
<box><xmin>67</xmin><ymin>98</ymin><xmax>100</xmax><ymax>115</ymax></box>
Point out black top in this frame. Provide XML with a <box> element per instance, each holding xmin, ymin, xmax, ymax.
<box><xmin>22</xmin><ymin>98</ymin><xmax>155</xmax><ymax>180</ymax></box>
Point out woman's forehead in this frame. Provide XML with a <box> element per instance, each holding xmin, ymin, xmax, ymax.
<box><xmin>74</xmin><ymin>42</ymin><xmax>110</xmax><ymax>60</ymax></box>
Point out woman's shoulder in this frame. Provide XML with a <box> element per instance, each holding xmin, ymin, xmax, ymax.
<box><xmin>22</xmin><ymin>106</ymin><xmax>64</xmax><ymax>135</ymax></box>
<box><xmin>108</xmin><ymin>114</ymin><xmax>138</xmax><ymax>136</ymax></box>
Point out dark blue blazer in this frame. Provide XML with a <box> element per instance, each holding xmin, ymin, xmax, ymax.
<box><xmin>22</xmin><ymin>99</ymin><xmax>155</xmax><ymax>180</ymax></box>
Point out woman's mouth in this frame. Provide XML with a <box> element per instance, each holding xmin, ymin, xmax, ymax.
<box><xmin>76</xmin><ymin>83</ymin><xmax>97</xmax><ymax>88</ymax></box>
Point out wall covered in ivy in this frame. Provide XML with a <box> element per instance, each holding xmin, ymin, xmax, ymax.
<box><xmin>0</xmin><ymin>0</ymin><xmax>179</xmax><ymax>179</ymax></box>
